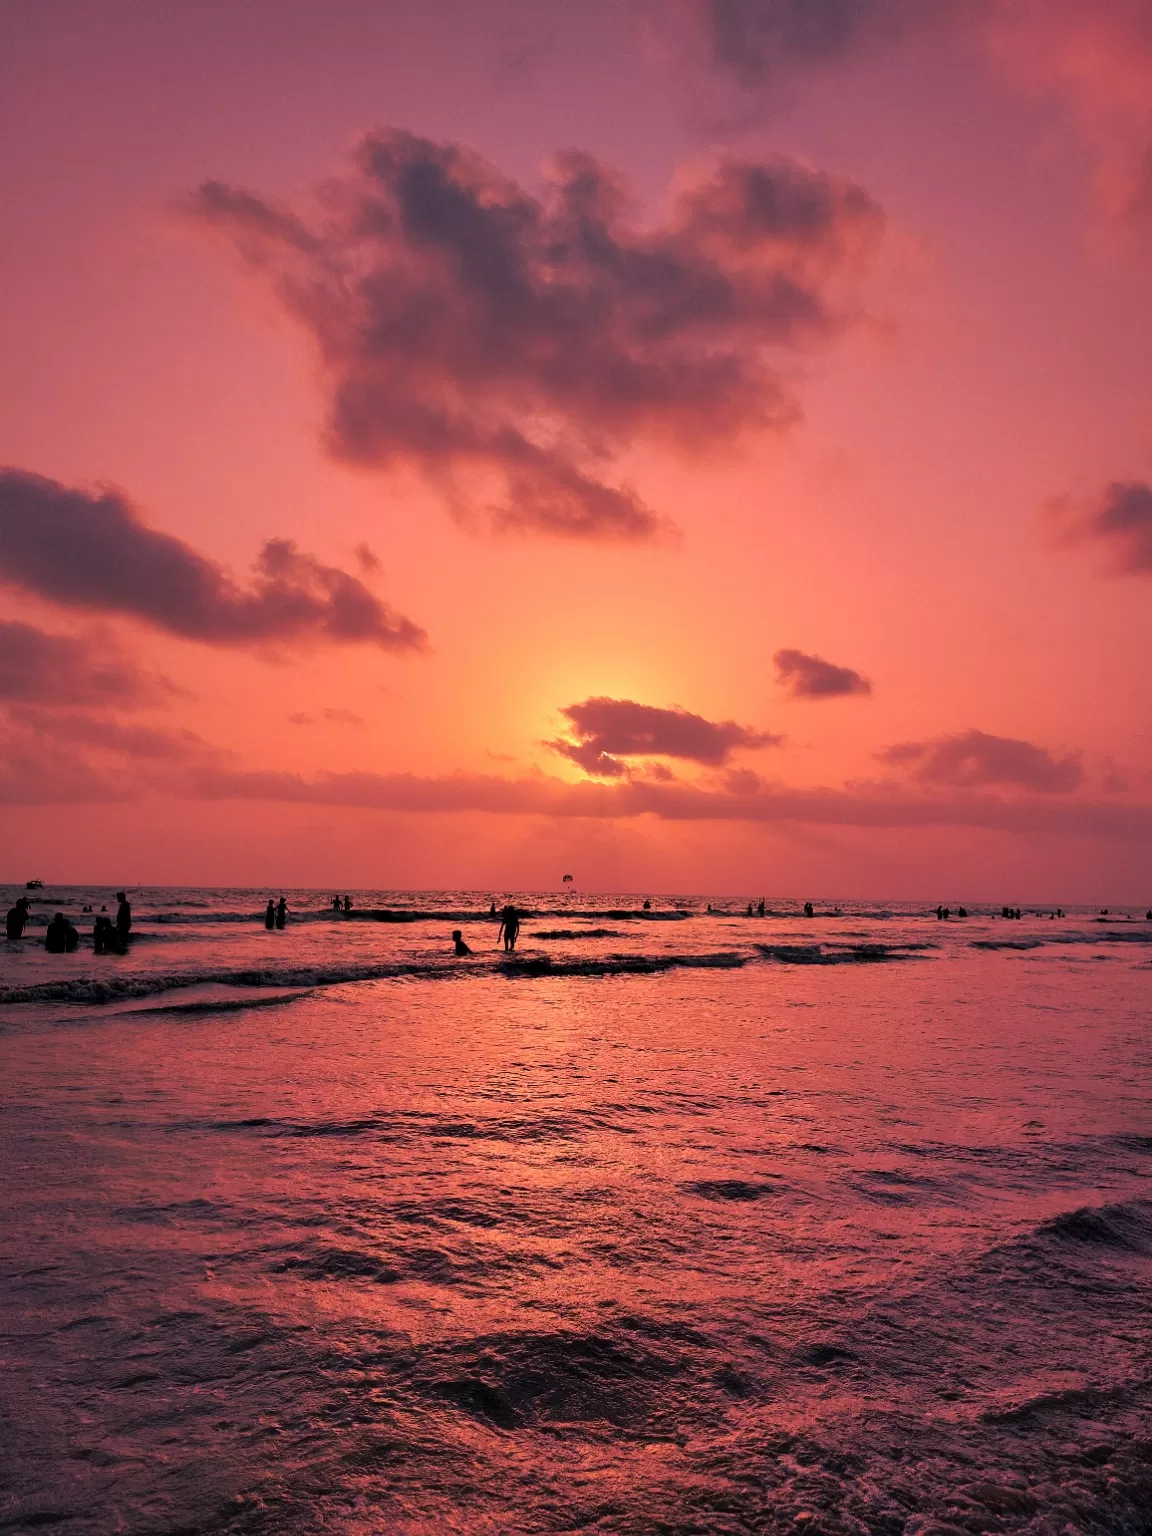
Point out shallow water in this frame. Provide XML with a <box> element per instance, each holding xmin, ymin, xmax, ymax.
<box><xmin>2</xmin><ymin>889</ymin><xmax>1152</xmax><ymax>1533</ymax></box>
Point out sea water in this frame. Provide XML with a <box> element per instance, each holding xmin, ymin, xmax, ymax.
<box><xmin>2</xmin><ymin>888</ymin><xmax>1151</xmax><ymax>1533</ymax></box>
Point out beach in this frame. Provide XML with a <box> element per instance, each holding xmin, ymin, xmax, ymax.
<box><xmin>2</xmin><ymin>890</ymin><xmax>1151</xmax><ymax>1533</ymax></box>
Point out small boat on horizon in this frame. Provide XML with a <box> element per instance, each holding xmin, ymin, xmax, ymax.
<box><xmin>25</xmin><ymin>879</ymin><xmax>43</xmax><ymax>889</ymax></box>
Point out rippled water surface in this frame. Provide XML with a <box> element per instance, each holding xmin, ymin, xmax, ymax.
<box><xmin>2</xmin><ymin>888</ymin><xmax>1152</xmax><ymax>1533</ymax></box>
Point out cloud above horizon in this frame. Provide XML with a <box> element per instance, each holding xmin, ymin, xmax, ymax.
<box><xmin>878</xmin><ymin>728</ymin><xmax>1083</xmax><ymax>793</ymax></box>
<box><xmin>1048</xmin><ymin>480</ymin><xmax>1152</xmax><ymax>575</ymax></box>
<box><xmin>0</xmin><ymin>468</ymin><xmax>427</xmax><ymax>652</ymax></box>
<box><xmin>192</xmin><ymin>130</ymin><xmax>883</xmax><ymax>542</ymax></box>
<box><xmin>547</xmin><ymin>696</ymin><xmax>782</xmax><ymax>777</ymax></box>
<box><xmin>774</xmin><ymin>647</ymin><xmax>871</xmax><ymax>699</ymax></box>
<box><xmin>0</xmin><ymin>620</ymin><xmax>168</xmax><ymax>708</ymax></box>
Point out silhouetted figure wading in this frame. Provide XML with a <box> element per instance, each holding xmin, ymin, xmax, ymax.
<box><xmin>452</xmin><ymin>929</ymin><xmax>472</xmax><ymax>956</ymax></box>
<box><xmin>6</xmin><ymin>896</ymin><xmax>30</xmax><ymax>940</ymax></box>
<box><xmin>265</xmin><ymin>900</ymin><xmax>276</xmax><ymax>930</ymax></box>
<box><xmin>497</xmin><ymin>905</ymin><xmax>520</xmax><ymax>952</ymax></box>
<box><xmin>275</xmin><ymin>897</ymin><xmax>287</xmax><ymax>930</ymax></box>
<box><xmin>45</xmin><ymin>912</ymin><xmax>78</xmax><ymax>953</ymax></box>
<box><xmin>115</xmin><ymin>892</ymin><xmax>131</xmax><ymax>944</ymax></box>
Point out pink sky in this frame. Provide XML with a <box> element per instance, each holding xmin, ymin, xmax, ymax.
<box><xmin>1</xmin><ymin>0</ymin><xmax>1150</xmax><ymax>899</ymax></box>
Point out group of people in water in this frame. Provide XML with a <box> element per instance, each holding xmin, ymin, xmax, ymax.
<box><xmin>264</xmin><ymin>897</ymin><xmax>289</xmax><ymax>929</ymax></box>
<box><xmin>453</xmin><ymin>904</ymin><xmax>522</xmax><ymax>956</ymax></box>
<box><xmin>5</xmin><ymin>892</ymin><xmax>132</xmax><ymax>952</ymax></box>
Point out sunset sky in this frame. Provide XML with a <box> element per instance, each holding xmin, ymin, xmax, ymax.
<box><xmin>2</xmin><ymin>0</ymin><xmax>1151</xmax><ymax>898</ymax></box>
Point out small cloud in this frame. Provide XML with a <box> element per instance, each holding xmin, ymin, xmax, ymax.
<box><xmin>1050</xmin><ymin>480</ymin><xmax>1152</xmax><ymax>574</ymax></box>
<box><xmin>288</xmin><ymin>712</ymin><xmax>314</xmax><ymax>725</ymax></box>
<box><xmin>774</xmin><ymin>647</ymin><xmax>872</xmax><ymax>699</ymax></box>
<box><xmin>547</xmin><ymin>695</ymin><xmax>781</xmax><ymax>776</ymax></box>
<box><xmin>877</xmin><ymin>728</ymin><xmax>1082</xmax><ymax>794</ymax></box>
<box><xmin>354</xmin><ymin>542</ymin><xmax>380</xmax><ymax>572</ymax></box>
<box><xmin>323</xmin><ymin>708</ymin><xmax>366</xmax><ymax>727</ymax></box>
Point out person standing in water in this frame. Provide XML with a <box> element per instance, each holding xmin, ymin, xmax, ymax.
<box><xmin>115</xmin><ymin>892</ymin><xmax>131</xmax><ymax>944</ymax></box>
<box><xmin>265</xmin><ymin>900</ymin><xmax>276</xmax><ymax>930</ymax></box>
<box><xmin>275</xmin><ymin>896</ymin><xmax>287</xmax><ymax>929</ymax></box>
<box><xmin>497</xmin><ymin>904</ymin><xmax>520</xmax><ymax>952</ymax></box>
<box><xmin>6</xmin><ymin>896</ymin><xmax>30</xmax><ymax>940</ymax></box>
<box><xmin>452</xmin><ymin>929</ymin><xmax>472</xmax><ymax>956</ymax></box>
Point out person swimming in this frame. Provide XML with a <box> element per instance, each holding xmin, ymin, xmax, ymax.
<box><xmin>497</xmin><ymin>904</ymin><xmax>520</xmax><ymax>952</ymax></box>
<box><xmin>452</xmin><ymin>929</ymin><xmax>472</xmax><ymax>956</ymax></box>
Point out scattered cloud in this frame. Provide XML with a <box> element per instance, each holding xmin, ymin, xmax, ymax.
<box><xmin>1047</xmin><ymin>481</ymin><xmax>1152</xmax><ymax>574</ymax></box>
<box><xmin>288</xmin><ymin>712</ymin><xmax>314</xmax><ymax>725</ymax></box>
<box><xmin>547</xmin><ymin>695</ymin><xmax>782</xmax><ymax>776</ymax></box>
<box><xmin>167</xmin><ymin>763</ymin><xmax>1148</xmax><ymax>839</ymax></box>
<box><xmin>0</xmin><ymin>467</ymin><xmax>427</xmax><ymax>652</ymax></box>
<box><xmin>0</xmin><ymin>620</ymin><xmax>166</xmax><ymax>707</ymax></box>
<box><xmin>323</xmin><ymin>707</ymin><xmax>366</xmax><ymax>727</ymax></box>
<box><xmin>192</xmin><ymin>130</ymin><xmax>883</xmax><ymax>542</ymax></box>
<box><xmin>878</xmin><ymin>728</ymin><xmax>1083</xmax><ymax>793</ymax></box>
<box><xmin>774</xmin><ymin>647</ymin><xmax>872</xmax><ymax>699</ymax></box>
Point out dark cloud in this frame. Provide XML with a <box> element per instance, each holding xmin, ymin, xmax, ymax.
<box><xmin>0</xmin><ymin>468</ymin><xmax>426</xmax><ymax>652</ymax></box>
<box><xmin>548</xmin><ymin>696</ymin><xmax>781</xmax><ymax>776</ymax></box>
<box><xmin>692</xmin><ymin>0</ymin><xmax>924</xmax><ymax>91</ymax></box>
<box><xmin>877</xmin><ymin>728</ymin><xmax>1082</xmax><ymax>793</ymax></box>
<box><xmin>774</xmin><ymin>647</ymin><xmax>872</xmax><ymax>699</ymax></box>
<box><xmin>0</xmin><ymin>620</ymin><xmax>161</xmax><ymax>706</ymax></box>
<box><xmin>192</xmin><ymin>131</ymin><xmax>883</xmax><ymax>542</ymax></box>
<box><xmin>1059</xmin><ymin>481</ymin><xmax>1152</xmax><ymax>574</ymax></box>
<box><xmin>7</xmin><ymin>705</ymin><xmax>216</xmax><ymax>762</ymax></box>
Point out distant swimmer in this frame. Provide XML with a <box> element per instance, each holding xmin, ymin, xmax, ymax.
<box><xmin>490</xmin><ymin>900</ymin><xmax>497</xmax><ymax>916</ymax></box>
<box><xmin>757</xmin><ymin>899</ymin><xmax>765</xmax><ymax>917</ymax></box>
<box><xmin>265</xmin><ymin>900</ymin><xmax>276</xmax><ymax>930</ymax></box>
<box><xmin>643</xmin><ymin>898</ymin><xmax>651</xmax><ymax>910</ymax></box>
<box><xmin>706</xmin><ymin>903</ymin><xmax>712</xmax><ymax>914</ymax></box>
<box><xmin>115</xmin><ymin>892</ymin><xmax>132</xmax><ymax>943</ymax></box>
<box><xmin>497</xmin><ymin>904</ymin><xmax>520</xmax><ymax>952</ymax></box>
<box><xmin>6</xmin><ymin>896</ymin><xmax>30</xmax><ymax>940</ymax></box>
<box><xmin>343</xmin><ymin>895</ymin><xmax>352</xmax><ymax>912</ymax></box>
<box><xmin>747</xmin><ymin>903</ymin><xmax>754</xmax><ymax>916</ymax></box>
<box><xmin>958</xmin><ymin>907</ymin><xmax>967</xmax><ymax>918</ymax></box>
<box><xmin>452</xmin><ymin>929</ymin><xmax>472</xmax><ymax>956</ymax></box>
<box><xmin>804</xmin><ymin>902</ymin><xmax>814</xmax><ymax>918</ymax></box>
<box><xmin>332</xmin><ymin>894</ymin><xmax>341</xmax><ymax>910</ymax></box>
<box><xmin>45</xmin><ymin>912</ymin><xmax>78</xmax><ymax>953</ymax></box>
<box><xmin>275</xmin><ymin>896</ymin><xmax>287</xmax><ymax>930</ymax></box>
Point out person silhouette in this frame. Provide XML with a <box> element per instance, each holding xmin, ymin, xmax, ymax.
<box><xmin>115</xmin><ymin>892</ymin><xmax>131</xmax><ymax>944</ymax></box>
<box><xmin>332</xmin><ymin>894</ymin><xmax>341</xmax><ymax>911</ymax></box>
<box><xmin>497</xmin><ymin>904</ymin><xmax>520</xmax><ymax>952</ymax></box>
<box><xmin>804</xmin><ymin>902</ymin><xmax>814</xmax><ymax>918</ymax></box>
<box><xmin>265</xmin><ymin>900</ymin><xmax>276</xmax><ymax>930</ymax></box>
<box><xmin>452</xmin><ymin>929</ymin><xmax>472</xmax><ymax>956</ymax></box>
<box><xmin>45</xmin><ymin>912</ymin><xmax>78</xmax><ymax>952</ymax></box>
<box><xmin>343</xmin><ymin>894</ymin><xmax>352</xmax><ymax>912</ymax></box>
<box><xmin>275</xmin><ymin>896</ymin><xmax>287</xmax><ymax>930</ymax></box>
<box><xmin>490</xmin><ymin>900</ymin><xmax>497</xmax><ymax>916</ymax></box>
<box><xmin>757</xmin><ymin>899</ymin><xmax>765</xmax><ymax>917</ymax></box>
<box><xmin>6</xmin><ymin>896</ymin><xmax>30</xmax><ymax>940</ymax></box>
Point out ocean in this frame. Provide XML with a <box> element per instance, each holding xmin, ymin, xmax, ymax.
<box><xmin>2</xmin><ymin>887</ymin><xmax>1151</xmax><ymax>1534</ymax></box>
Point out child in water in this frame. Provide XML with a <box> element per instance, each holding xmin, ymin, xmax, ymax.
<box><xmin>452</xmin><ymin>929</ymin><xmax>472</xmax><ymax>956</ymax></box>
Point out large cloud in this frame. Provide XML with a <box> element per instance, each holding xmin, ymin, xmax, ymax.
<box><xmin>547</xmin><ymin>696</ymin><xmax>782</xmax><ymax>776</ymax></box>
<box><xmin>191</xmin><ymin>131</ymin><xmax>883</xmax><ymax>542</ymax></box>
<box><xmin>774</xmin><ymin>647</ymin><xmax>871</xmax><ymax>699</ymax></box>
<box><xmin>878</xmin><ymin>729</ymin><xmax>1082</xmax><ymax>793</ymax></box>
<box><xmin>0</xmin><ymin>468</ymin><xmax>426</xmax><ymax>651</ymax></box>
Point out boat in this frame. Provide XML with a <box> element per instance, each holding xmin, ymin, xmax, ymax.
<box><xmin>25</xmin><ymin>879</ymin><xmax>43</xmax><ymax>889</ymax></box>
